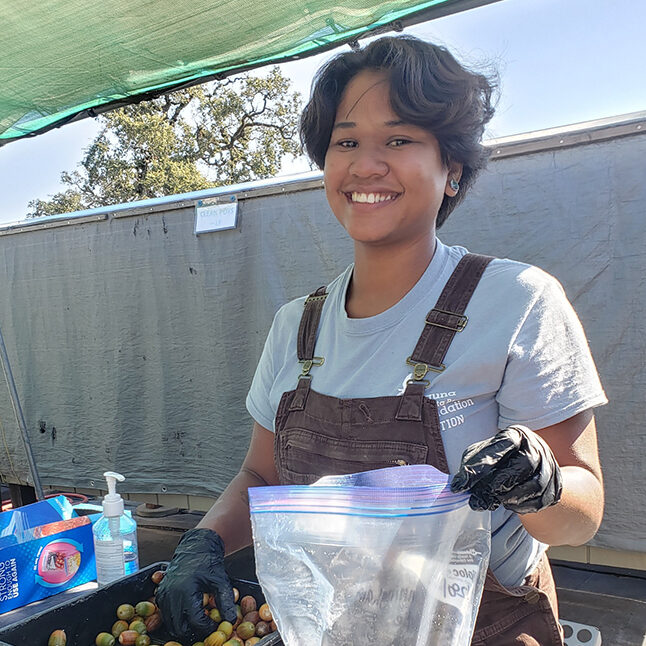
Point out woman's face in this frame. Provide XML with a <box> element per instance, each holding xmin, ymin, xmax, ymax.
<box><xmin>323</xmin><ymin>69</ymin><xmax>461</xmax><ymax>249</ymax></box>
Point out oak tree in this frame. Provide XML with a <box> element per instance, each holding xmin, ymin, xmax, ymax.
<box><xmin>28</xmin><ymin>67</ymin><xmax>303</xmax><ymax>217</ymax></box>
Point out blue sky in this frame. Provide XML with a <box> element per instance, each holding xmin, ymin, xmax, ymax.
<box><xmin>1</xmin><ymin>0</ymin><xmax>644</xmax><ymax>224</ymax></box>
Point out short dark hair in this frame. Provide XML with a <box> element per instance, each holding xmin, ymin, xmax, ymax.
<box><xmin>300</xmin><ymin>35</ymin><xmax>496</xmax><ymax>227</ymax></box>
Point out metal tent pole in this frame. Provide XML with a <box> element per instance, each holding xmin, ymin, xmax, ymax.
<box><xmin>0</xmin><ymin>322</ymin><xmax>44</xmax><ymax>500</ymax></box>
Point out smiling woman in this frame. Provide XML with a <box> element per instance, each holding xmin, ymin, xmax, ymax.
<box><xmin>300</xmin><ymin>37</ymin><xmax>495</xmax><ymax>320</ymax></box>
<box><xmin>155</xmin><ymin>35</ymin><xmax>606</xmax><ymax>646</ymax></box>
<box><xmin>301</xmin><ymin>37</ymin><xmax>495</xmax><ymax>228</ymax></box>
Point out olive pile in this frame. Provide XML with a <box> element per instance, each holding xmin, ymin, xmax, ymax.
<box><xmin>192</xmin><ymin>568</ymin><xmax>277</xmax><ymax>646</ymax></box>
<box><xmin>46</xmin><ymin>569</ymin><xmax>278</xmax><ymax>646</ymax></box>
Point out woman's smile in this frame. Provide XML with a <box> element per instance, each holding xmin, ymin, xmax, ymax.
<box><xmin>344</xmin><ymin>190</ymin><xmax>401</xmax><ymax>205</ymax></box>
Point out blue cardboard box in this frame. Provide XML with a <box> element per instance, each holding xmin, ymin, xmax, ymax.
<box><xmin>0</xmin><ymin>496</ymin><xmax>96</xmax><ymax>613</ymax></box>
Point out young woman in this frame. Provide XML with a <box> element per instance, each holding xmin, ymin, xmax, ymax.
<box><xmin>157</xmin><ymin>36</ymin><xmax>606</xmax><ymax>645</ymax></box>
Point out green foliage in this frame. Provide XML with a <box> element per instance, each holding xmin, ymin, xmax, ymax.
<box><xmin>28</xmin><ymin>68</ymin><xmax>303</xmax><ymax>217</ymax></box>
<box><xmin>27</xmin><ymin>190</ymin><xmax>85</xmax><ymax>218</ymax></box>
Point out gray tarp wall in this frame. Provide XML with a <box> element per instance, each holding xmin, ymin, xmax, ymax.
<box><xmin>0</xmin><ymin>114</ymin><xmax>644</xmax><ymax>553</ymax></box>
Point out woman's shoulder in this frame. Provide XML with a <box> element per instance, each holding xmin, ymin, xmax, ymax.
<box><xmin>439</xmin><ymin>244</ymin><xmax>568</xmax><ymax>316</ymax></box>
<box><xmin>483</xmin><ymin>255</ymin><xmax>565</xmax><ymax>298</ymax></box>
<box><xmin>441</xmin><ymin>241</ymin><xmax>562</xmax><ymax>297</ymax></box>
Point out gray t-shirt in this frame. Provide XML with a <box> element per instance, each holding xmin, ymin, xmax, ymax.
<box><xmin>246</xmin><ymin>238</ymin><xmax>607</xmax><ymax>587</ymax></box>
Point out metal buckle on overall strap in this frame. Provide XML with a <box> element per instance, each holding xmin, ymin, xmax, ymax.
<box><xmin>406</xmin><ymin>356</ymin><xmax>445</xmax><ymax>384</ymax></box>
<box><xmin>305</xmin><ymin>293</ymin><xmax>328</xmax><ymax>304</ymax></box>
<box><xmin>299</xmin><ymin>356</ymin><xmax>325</xmax><ymax>377</ymax></box>
<box><xmin>425</xmin><ymin>308</ymin><xmax>468</xmax><ymax>332</ymax></box>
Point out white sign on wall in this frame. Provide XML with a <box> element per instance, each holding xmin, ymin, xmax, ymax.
<box><xmin>194</xmin><ymin>195</ymin><xmax>239</xmax><ymax>234</ymax></box>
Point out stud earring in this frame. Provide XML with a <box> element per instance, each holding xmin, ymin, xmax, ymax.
<box><xmin>449</xmin><ymin>179</ymin><xmax>460</xmax><ymax>193</ymax></box>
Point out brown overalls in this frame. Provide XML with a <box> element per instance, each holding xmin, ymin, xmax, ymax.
<box><xmin>273</xmin><ymin>254</ymin><xmax>564</xmax><ymax>645</ymax></box>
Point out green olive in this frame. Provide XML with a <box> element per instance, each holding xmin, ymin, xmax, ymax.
<box><xmin>236</xmin><ymin>622</ymin><xmax>255</xmax><ymax>640</ymax></box>
<box><xmin>217</xmin><ymin>621</ymin><xmax>233</xmax><ymax>639</ymax></box>
<box><xmin>204</xmin><ymin>632</ymin><xmax>226</xmax><ymax>646</ymax></box>
<box><xmin>135</xmin><ymin>601</ymin><xmax>156</xmax><ymax>617</ymax></box>
<box><xmin>48</xmin><ymin>630</ymin><xmax>67</xmax><ymax>646</ymax></box>
<box><xmin>112</xmin><ymin>620</ymin><xmax>129</xmax><ymax>637</ymax></box>
<box><xmin>117</xmin><ymin>604</ymin><xmax>136</xmax><ymax>621</ymax></box>
<box><xmin>96</xmin><ymin>632</ymin><xmax>116</xmax><ymax>646</ymax></box>
<box><xmin>135</xmin><ymin>636</ymin><xmax>151</xmax><ymax>646</ymax></box>
<box><xmin>128</xmin><ymin>620</ymin><xmax>147</xmax><ymax>635</ymax></box>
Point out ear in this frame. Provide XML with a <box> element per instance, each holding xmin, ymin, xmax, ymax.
<box><xmin>445</xmin><ymin>161</ymin><xmax>463</xmax><ymax>197</ymax></box>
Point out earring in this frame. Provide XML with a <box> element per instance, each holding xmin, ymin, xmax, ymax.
<box><xmin>449</xmin><ymin>179</ymin><xmax>460</xmax><ymax>193</ymax></box>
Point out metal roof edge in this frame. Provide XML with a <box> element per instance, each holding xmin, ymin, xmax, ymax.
<box><xmin>486</xmin><ymin>110</ymin><xmax>646</xmax><ymax>159</ymax></box>
<box><xmin>0</xmin><ymin>170</ymin><xmax>324</xmax><ymax>234</ymax></box>
<box><xmin>1</xmin><ymin>111</ymin><xmax>644</xmax><ymax>233</ymax></box>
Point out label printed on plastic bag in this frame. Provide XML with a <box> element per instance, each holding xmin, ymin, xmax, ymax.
<box><xmin>441</xmin><ymin>549</ymin><xmax>482</xmax><ymax>608</ymax></box>
<box><xmin>441</xmin><ymin>564</ymin><xmax>480</xmax><ymax>604</ymax></box>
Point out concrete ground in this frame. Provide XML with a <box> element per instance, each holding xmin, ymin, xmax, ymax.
<box><xmin>553</xmin><ymin>563</ymin><xmax>646</xmax><ymax>646</ymax></box>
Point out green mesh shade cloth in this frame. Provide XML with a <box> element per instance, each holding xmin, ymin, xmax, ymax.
<box><xmin>1</xmin><ymin>0</ymin><xmax>498</xmax><ymax>144</ymax></box>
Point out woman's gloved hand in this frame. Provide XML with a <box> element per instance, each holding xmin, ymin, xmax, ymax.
<box><xmin>156</xmin><ymin>528</ymin><xmax>237</xmax><ymax>639</ymax></box>
<box><xmin>450</xmin><ymin>425</ymin><xmax>563</xmax><ymax>514</ymax></box>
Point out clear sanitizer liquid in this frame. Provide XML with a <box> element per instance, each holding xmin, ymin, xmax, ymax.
<box><xmin>92</xmin><ymin>471</ymin><xmax>139</xmax><ymax>585</ymax></box>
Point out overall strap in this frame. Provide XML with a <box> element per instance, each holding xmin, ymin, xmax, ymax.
<box><xmin>288</xmin><ymin>286</ymin><xmax>328</xmax><ymax>412</ymax></box>
<box><xmin>397</xmin><ymin>253</ymin><xmax>493</xmax><ymax>422</ymax></box>
<box><xmin>296</xmin><ymin>286</ymin><xmax>328</xmax><ymax>374</ymax></box>
<box><xmin>408</xmin><ymin>253</ymin><xmax>494</xmax><ymax>378</ymax></box>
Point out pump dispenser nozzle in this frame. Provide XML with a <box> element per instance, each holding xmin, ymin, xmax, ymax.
<box><xmin>102</xmin><ymin>471</ymin><xmax>125</xmax><ymax>517</ymax></box>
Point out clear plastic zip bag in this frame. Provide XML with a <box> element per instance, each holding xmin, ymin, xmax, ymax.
<box><xmin>249</xmin><ymin>465</ymin><xmax>491</xmax><ymax>646</ymax></box>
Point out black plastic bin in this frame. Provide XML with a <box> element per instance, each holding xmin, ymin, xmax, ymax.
<box><xmin>0</xmin><ymin>562</ymin><xmax>282</xmax><ymax>646</ymax></box>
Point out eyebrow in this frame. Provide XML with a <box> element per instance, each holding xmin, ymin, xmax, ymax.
<box><xmin>332</xmin><ymin>119</ymin><xmax>406</xmax><ymax>130</ymax></box>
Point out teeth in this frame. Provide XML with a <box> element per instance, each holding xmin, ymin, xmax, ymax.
<box><xmin>350</xmin><ymin>192</ymin><xmax>396</xmax><ymax>203</ymax></box>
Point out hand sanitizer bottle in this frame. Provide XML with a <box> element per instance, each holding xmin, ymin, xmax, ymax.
<box><xmin>92</xmin><ymin>471</ymin><xmax>139</xmax><ymax>585</ymax></box>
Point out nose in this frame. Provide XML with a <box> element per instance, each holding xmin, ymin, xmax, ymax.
<box><xmin>349</xmin><ymin>145</ymin><xmax>388</xmax><ymax>178</ymax></box>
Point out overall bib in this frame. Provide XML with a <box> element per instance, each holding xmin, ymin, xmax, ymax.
<box><xmin>273</xmin><ymin>253</ymin><xmax>564</xmax><ymax>645</ymax></box>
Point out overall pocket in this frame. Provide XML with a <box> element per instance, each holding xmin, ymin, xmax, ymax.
<box><xmin>276</xmin><ymin>427</ymin><xmax>428</xmax><ymax>485</ymax></box>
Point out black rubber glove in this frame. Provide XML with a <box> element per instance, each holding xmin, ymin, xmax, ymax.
<box><xmin>156</xmin><ymin>528</ymin><xmax>237</xmax><ymax>640</ymax></box>
<box><xmin>450</xmin><ymin>425</ymin><xmax>563</xmax><ymax>514</ymax></box>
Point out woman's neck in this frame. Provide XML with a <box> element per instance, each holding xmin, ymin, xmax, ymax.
<box><xmin>346</xmin><ymin>236</ymin><xmax>437</xmax><ymax>318</ymax></box>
